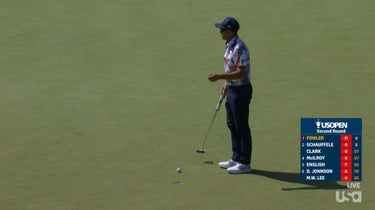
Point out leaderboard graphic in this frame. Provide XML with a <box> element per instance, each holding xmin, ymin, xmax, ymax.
<box><xmin>300</xmin><ymin>118</ymin><xmax>362</xmax><ymax>182</ymax></box>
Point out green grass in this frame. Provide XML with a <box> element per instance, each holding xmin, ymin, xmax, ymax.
<box><xmin>1</xmin><ymin>0</ymin><xmax>374</xmax><ymax>209</ymax></box>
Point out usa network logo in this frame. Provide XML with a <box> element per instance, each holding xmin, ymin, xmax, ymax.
<box><xmin>336</xmin><ymin>182</ymin><xmax>362</xmax><ymax>203</ymax></box>
<box><xmin>316</xmin><ymin>119</ymin><xmax>348</xmax><ymax>129</ymax></box>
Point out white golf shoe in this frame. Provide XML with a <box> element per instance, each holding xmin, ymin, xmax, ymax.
<box><xmin>227</xmin><ymin>163</ymin><xmax>251</xmax><ymax>174</ymax></box>
<box><xmin>218</xmin><ymin>159</ymin><xmax>238</xmax><ymax>169</ymax></box>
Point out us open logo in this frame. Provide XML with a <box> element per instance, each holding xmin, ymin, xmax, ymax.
<box><xmin>316</xmin><ymin>119</ymin><xmax>348</xmax><ymax>129</ymax></box>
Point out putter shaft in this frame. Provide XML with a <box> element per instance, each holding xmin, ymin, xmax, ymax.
<box><xmin>198</xmin><ymin>92</ymin><xmax>225</xmax><ymax>152</ymax></box>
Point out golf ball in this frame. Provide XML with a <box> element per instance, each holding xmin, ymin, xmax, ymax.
<box><xmin>176</xmin><ymin>168</ymin><xmax>182</xmax><ymax>173</ymax></box>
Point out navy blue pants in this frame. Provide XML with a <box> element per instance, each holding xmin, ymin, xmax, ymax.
<box><xmin>225</xmin><ymin>84</ymin><xmax>253</xmax><ymax>165</ymax></box>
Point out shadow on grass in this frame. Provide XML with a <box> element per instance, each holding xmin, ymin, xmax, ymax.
<box><xmin>251</xmin><ymin>169</ymin><xmax>347</xmax><ymax>191</ymax></box>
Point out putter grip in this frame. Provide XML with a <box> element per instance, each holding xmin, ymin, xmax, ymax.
<box><xmin>215</xmin><ymin>93</ymin><xmax>225</xmax><ymax>111</ymax></box>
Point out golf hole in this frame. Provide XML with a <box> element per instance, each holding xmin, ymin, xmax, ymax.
<box><xmin>173</xmin><ymin>181</ymin><xmax>183</xmax><ymax>185</ymax></box>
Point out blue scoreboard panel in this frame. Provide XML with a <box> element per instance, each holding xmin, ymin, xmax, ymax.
<box><xmin>301</xmin><ymin>118</ymin><xmax>362</xmax><ymax>182</ymax></box>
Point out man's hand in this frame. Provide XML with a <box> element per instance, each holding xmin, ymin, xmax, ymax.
<box><xmin>208</xmin><ymin>66</ymin><xmax>247</xmax><ymax>82</ymax></box>
<box><xmin>221</xmin><ymin>83</ymin><xmax>227</xmax><ymax>95</ymax></box>
<box><xmin>208</xmin><ymin>73</ymin><xmax>221</xmax><ymax>82</ymax></box>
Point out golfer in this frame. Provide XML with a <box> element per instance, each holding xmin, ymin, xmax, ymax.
<box><xmin>208</xmin><ymin>17</ymin><xmax>253</xmax><ymax>174</ymax></box>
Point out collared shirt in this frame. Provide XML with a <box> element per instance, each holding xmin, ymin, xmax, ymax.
<box><xmin>224</xmin><ymin>37</ymin><xmax>251</xmax><ymax>86</ymax></box>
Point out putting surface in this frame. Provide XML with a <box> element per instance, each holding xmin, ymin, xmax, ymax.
<box><xmin>1</xmin><ymin>0</ymin><xmax>374</xmax><ymax>209</ymax></box>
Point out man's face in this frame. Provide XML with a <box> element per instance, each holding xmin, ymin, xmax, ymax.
<box><xmin>220</xmin><ymin>28</ymin><xmax>234</xmax><ymax>41</ymax></box>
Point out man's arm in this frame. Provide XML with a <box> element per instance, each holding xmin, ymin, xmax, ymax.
<box><xmin>208</xmin><ymin>66</ymin><xmax>247</xmax><ymax>82</ymax></box>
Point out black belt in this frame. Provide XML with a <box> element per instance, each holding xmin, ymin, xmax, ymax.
<box><xmin>227</xmin><ymin>84</ymin><xmax>251</xmax><ymax>89</ymax></box>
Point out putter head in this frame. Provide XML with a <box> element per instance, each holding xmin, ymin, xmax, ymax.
<box><xmin>196</xmin><ymin>148</ymin><xmax>206</xmax><ymax>153</ymax></box>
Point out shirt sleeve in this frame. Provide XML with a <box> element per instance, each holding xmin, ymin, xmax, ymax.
<box><xmin>233</xmin><ymin>45</ymin><xmax>250</xmax><ymax>67</ymax></box>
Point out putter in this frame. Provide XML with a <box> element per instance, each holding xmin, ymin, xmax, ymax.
<box><xmin>196</xmin><ymin>91</ymin><xmax>225</xmax><ymax>153</ymax></box>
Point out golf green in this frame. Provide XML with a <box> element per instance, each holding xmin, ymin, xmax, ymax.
<box><xmin>1</xmin><ymin>0</ymin><xmax>374</xmax><ymax>209</ymax></box>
